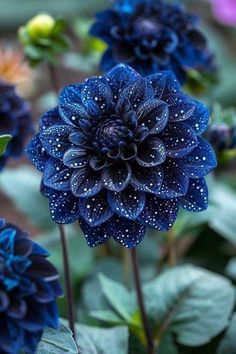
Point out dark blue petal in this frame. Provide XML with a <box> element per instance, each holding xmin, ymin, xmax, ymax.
<box><xmin>161</xmin><ymin>122</ymin><xmax>198</xmax><ymax>158</ymax></box>
<box><xmin>48</xmin><ymin>190</ymin><xmax>80</xmax><ymax>224</ymax></box>
<box><xmin>183</xmin><ymin>137</ymin><xmax>217</xmax><ymax>178</ymax></box>
<box><xmin>179</xmin><ymin>178</ymin><xmax>208</xmax><ymax>212</ymax></box>
<box><xmin>137</xmin><ymin>98</ymin><xmax>169</xmax><ymax>134</ymax></box>
<box><xmin>163</xmin><ymin>94</ymin><xmax>196</xmax><ymax>122</ymax></box>
<box><xmin>131</xmin><ymin>164</ymin><xmax>163</xmax><ymax>194</ymax></box>
<box><xmin>39</xmin><ymin>107</ymin><xmax>62</xmax><ymax>132</ymax></box>
<box><xmin>102</xmin><ymin>162</ymin><xmax>131</xmax><ymax>192</ymax></box>
<box><xmin>100</xmin><ymin>49</ymin><xmax>116</xmax><ymax>72</ymax></box>
<box><xmin>71</xmin><ymin>167</ymin><xmax>103</xmax><ymax>197</ymax></box>
<box><xmin>139</xmin><ymin>195</ymin><xmax>179</xmax><ymax>230</ymax></box>
<box><xmin>63</xmin><ymin>147</ymin><xmax>88</xmax><ymax>168</ymax></box>
<box><xmin>186</xmin><ymin>101</ymin><xmax>210</xmax><ymax>135</ymax></box>
<box><xmin>40</xmin><ymin>125</ymin><xmax>72</xmax><ymax>159</ymax></box>
<box><xmin>8</xmin><ymin>299</ymin><xmax>27</xmax><ymax>319</ymax></box>
<box><xmin>27</xmin><ymin>135</ymin><xmax>49</xmax><ymax>172</ymax></box>
<box><xmin>82</xmin><ymin>77</ymin><xmax>113</xmax><ymax>111</ymax></box>
<box><xmin>108</xmin><ymin>186</ymin><xmax>145</xmax><ymax>220</ymax></box>
<box><xmin>59</xmin><ymin>102</ymin><xmax>90</xmax><ymax>128</ymax></box>
<box><xmin>45</xmin><ymin>301</ymin><xmax>59</xmax><ymax>329</ymax></box>
<box><xmin>106</xmin><ymin>64</ymin><xmax>141</xmax><ymax>99</ymax></box>
<box><xmin>43</xmin><ymin>158</ymin><xmax>72</xmax><ymax>191</ymax></box>
<box><xmin>59</xmin><ymin>83</ymin><xmax>83</xmax><ymax>105</ymax></box>
<box><xmin>0</xmin><ymin>291</ymin><xmax>9</xmax><ymax>311</ymax></box>
<box><xmin>148</xmin><ymin>70</ymin><xmax>181</xmax><ymax>98</ymax></box>
<box><xmin>158</xmin><ymin>158</ymin><xmax>189</xmax><ymax>198</ymax></box>
<box><xmin>69</xmin><ymin>130</ymin><xmax>89</xmax><ymax>148</ymax></box>
<box><xmin>79</xmin><ymin>217</ymin><xmax>111</xmax><ymax>247</ymax></box>
<box><xmin>110</xmin><ymin>216</ymin><xmax>146</xmax><ymax>248</ymax></box>
<box><xmin>79</xmin><ymin>191</ymin><xmax>114</xmax><ymax>227</ymax></box>
<box><xmin>120</xmin><ymin>78</ymin><xmax>154</xmax><ymax>108</ymax></box>
<box><xmin>137</xmin><ymin>137</ymin><xmax>166</xmax><ymax>167</ymax></box>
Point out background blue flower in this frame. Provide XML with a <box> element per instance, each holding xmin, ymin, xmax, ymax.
<box><xmin>90</xmin><ymin>0</ymin><xmax>215</xmax><ymax>83</ymax></box>
<box><xmin>27</xmin><ymin>64</ymin><xmax>216</xmax><ymax>248</ymax></box>
<box><xmin>0</xmin><ymin>81</ymin><xmax>33</xmax><ymax>171</ymax></box>
<box><xmin>0</xmin><ymin>219</ymin><xmax>62</xmax><ymax>354</ymax></box>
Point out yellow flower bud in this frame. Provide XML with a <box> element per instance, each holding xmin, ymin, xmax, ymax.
<box><xmin>26</xmin><ymin>14</ymin><xmax>55</xmax><ymax>40</ymax></box>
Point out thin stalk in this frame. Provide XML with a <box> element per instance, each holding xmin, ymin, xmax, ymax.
<box><xmin>48</xmin><ymin>62</ymin><xmax>60</xmax><ymax>93</ymax></box>
<box><xmin>58</xmin><ymin>225</ymin><xmax>77</xmax><ymax>342</ymax></box>
<box><xmin>130</xmin><ymin>248</ymin><xmax>154</xmax><ymax>354</ymax></box>
<box><xmin>167</xmin><ymin>229</ymin><xmax>177</xmax><ymax>266</ymax></box>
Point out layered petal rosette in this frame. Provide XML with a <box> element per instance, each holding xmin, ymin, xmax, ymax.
<box><xmin>27</xmin><ymin>64</ymin><xmax>216</xmax><ymax>248</ymax></box>
<box><xmin>0</xmin><ymin>219</ymin><xmax>62</xmax><ymax>354</ymax></box>
<box><xmin>90</xmin><ymin>0</ymin><xmax>215</xmax><ymax>83</ymax></box>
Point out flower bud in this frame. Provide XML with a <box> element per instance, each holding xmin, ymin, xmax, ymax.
<box><xmin>26</xmin><ymin>13</ymin><xmax>55</xmax><ymax>40</ymax></box>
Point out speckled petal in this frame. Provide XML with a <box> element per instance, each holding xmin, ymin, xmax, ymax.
<box><xmin>120</xmin><ymin>78</ymin><xmax>154</xmax><ymax>108</ymax></box>
<box><xmin>158</xmin><ymin>158</ymin><xmax>189</xmax><ymax>198</ymax></box>
<box><xmin>187</xmin><ymin>101</ymin><xmax>209</xmax><ymax>135</ymax></box>
<box><xmin>102</xmin><ymin>162</ymin><xmax>131</xmax><ymax>192</ymax></box>
<box><xmin>110</xmin><ymin>216</ymin><xmax>146</xmax><ymax>248</ymax></box>
<box><xmin>108</xmin><ymin>186</ymin><xmax>146</xmax><ymax>220</ymax></box>
<box><xmin>137</xmin><ymin>98</ymin><xmax>169</xmax><ymax>134</ymax></box>
<box><xmin>71</xmin><ymin>167</ymin><xmax>103</xmax><ymax>197</ymax></box>
<box><xmin>163</xmin><ymin>93</ymin><xmax>196</xmax><ymax>122</ymax></box>
<box><xmin>137</xmin><ymin>137</ymin><xmax>166</xmax><ymax>167</ymax></box>
<box><xmin>183</xmin><ymin>137</ymin><xmax>217</xmax><ymax>178</ymax></box>
<box><xmin>161</xmin><ymin>122</ymin><xmax>198</xmax><ymax>158</ymax></box>
<box><xmin>39</xmin><ymin>107</ymin><xmax>62</xmax><ymax>132</ymax></box>
<box><xmin>105</xmin><ymin>64</ymin><xmax>141</xmax><ymax>99</ymax></box>
<box><xmin>43</xmin><ymin>158</ymin><xmax>72</xmax><ymax>191</ymax></box>
<box><xmin>139</xmin><ymin>195</ymin><xmax>179</xmax><ymax>230</ymax></box>
<box><xmin>40</xmin><ymin>125</ymin><xmax>72</xmax><ymax>159</ymax></box>
<box><xmin>59</xmin><ymin>103</ymin><xmax>90</xmax><ymax>128</ymax></box>
<box><xmin>79</xmin><ymin>217</ymin><xmax>111</xmax><ymax>247</ymax></box>
<box><xmin>82</xmin><ymin>77</ymin><xmax>113</xmax><ymax>111</ymax></box>
<box><xmin>26</xmin><ymin>135</ymin><xmax>49</xmax><ymax>172</ymax></box>
<box><xmin>148</xmin><ymin>70</ymin><xmax>181</xmax><ymax>98</ymax></box>
<box><xmin>179</xmin><ymin>178</ymin><xmax>208</xmax><ymax>211</ymax></box>
<box><xmin>59</xmin><ymin>83</ymin><xmax>83</xmax><ymax>105</ymax></box>
<box><xmin>79</xmin><ymin>191</ymin><xmax>114</xmax><ymax>227</ymax></box>
<box><xmin>131</xmin><ymin>164</ymin><xmax>163</xmax><ymax>193</ymax></box>
<box><xmin>63</xmin><ymin>147</ymin><xmax>88</xmax><ymax>168</ymax></box>
<box><xmin>48</xmin><ymin>191</ymin><xmax>80</xmax><ymax>224</ymax></box>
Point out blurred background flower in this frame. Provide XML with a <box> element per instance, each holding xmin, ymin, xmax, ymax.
<box><xmin>210</xmin><ymin>0</ymin><xmax>236</xmax><ymax>27</ymax></box>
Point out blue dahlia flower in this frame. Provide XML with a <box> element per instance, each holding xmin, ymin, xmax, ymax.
<box><xmin>0</xmin><ymin>81</ymin><xmax>33</xmax><ymax>171</ymax></box>
<box><xmin>90</xmin><ymin>0</ymin><xmax>215</xmax><ymax>83</ymax></box>
<box><xmin>0</xmin><ymin>219</ymin><xmax>62</xmax><ymax>354</ymax></box>
<box><xmin>206</xmin><ymin>123</ymin><xmax>236</xmax><ymax>151</ymax></box>
<box><xmin>27</xmin><ymin>64</ymin><xmax>216</xmax><ymax>248</ymax></box>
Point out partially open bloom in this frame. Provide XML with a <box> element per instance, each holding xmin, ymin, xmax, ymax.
<box><xmin>27</xmin><ymin>64</ymin><xmax>216</xmax><ymax>248</ymax></box>
<box><xmin>90</xmin><ymin>0</ymin><xmax>214</xmax><ymax>83</ymax></box>
<box><xmin>0</xmin><ymin>219</ymin><xmax>62</xmax><ymax>354</ymax></box>
<box><xmin>0</xmin><ymin>81</ymin><xmax>33</xmax><ymax>171</ymax></box>
<box><xmin>210</xmin><ymin>0</ymin><xmax>236</xmax><ymax>27</ymax></box>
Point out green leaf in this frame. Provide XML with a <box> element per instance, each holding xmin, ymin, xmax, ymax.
<box><xmin>24</xmin><ymin>44</ymin><xmax>44</xmax><ymax>60</ymax></box>
<box><xmin>0</xmin><ymin>166</ymin><xmax>54</xmax><ymax>230</ymax></box>
<box><xmin>144</xmin><ymin>265</ymin><xmax>235</xmax><ymax>346</ymax></box>
<box><xmin>158</xmin><ymin>334</ymin><xmax>178</xmax><ymax>354</ymax></box>
<box><xmin>225</xmin><ymin>258</ymin><xmax>236</xmax><ymax>280</ymax></box>
<box><xmin>0</xmin><ymin>134</ymin><xmax>11</xmax><ymax>156</ymax></box>
<box><xmin>36</xmin><ymin>322</ymin><xmax>78</xmax><ymax>353</ymax></box>
<box><xmin>52</xmin><ymin>18</ymin><xmax>66</xmax><ymax>35</ymax></box>
<box><xmin>217</xmin><ymin>313</ymin><xmax>236</xmax><ymax>354</ymax></box>
<box><xmin>99</xmin><ymin>274</ymin><xmax>136</xmax><ymax>322</ymax></box>
<box><xmin>76</xmin><ymin>324</ymin><xmax>129</xmax><ymax>354</ymax></box>
<box><xmin>90</xmin><ymin>309</ymin><xmax>125</xmax><ymax>325</ymax></box>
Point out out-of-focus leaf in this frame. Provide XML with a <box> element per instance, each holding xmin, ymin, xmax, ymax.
<box><xmin>144</xmin><ymin>265</ymin><xmax>235</xmax><ymax>346</ymax></box>
<box><xmin>158</xmin><ymin>334</ymin><xmax>178</xmax><ymax>354</ymax></box>
<box><xmin>0</xmin><ymin>135</ymin><xmax>11</xmax><ymax>156</ymax></box>
<box><xmin>76</xmin><ymin>324</ymin><xmax>129</xmax><ymax>354</ymax></box>
<box><xmin>36</xmin><ymin>321</ymin><xmax>78</xmax><ymax>353</ymax></box>
<box><xmin>225</xmin><ymin>258</ymin><xmax>236</xmax><ymax>281</ymax></box>
<box><xmin>217</xmin><ymin>313</ymin><xmax>236</xmax><ymax>354</ymax></box>
<box><xmin>0</xmin><ymin>166</ymin><xmax>54</xmax><ymax>230</ymax></box>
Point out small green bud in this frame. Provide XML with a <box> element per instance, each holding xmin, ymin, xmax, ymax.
<box><xmin>26</xmin><ymin>14</ymin><xmax>55</xmax><ymax>40</ymax></box>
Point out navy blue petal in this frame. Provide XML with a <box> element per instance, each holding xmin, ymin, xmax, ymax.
<box><xmin>40</xmin><ymin>125</ymin><xmax>72</xmax><ymax>159</ymax></box>
<box><xmin>120</xmin><ymin>78</ymin><xmax>154</xmax><ymax>108</ymax></box>
<box><xmin>71</xmin><ymin>167</ymin><xmax>103</xmax><ymax>197</ymax></box>
<box><xmin>186</xmin><ymin>101</ymin><xmax>209</xmax><ymax>135</ymax></box>
<box><xmin>27</xmin><ymin>135</ymin><xmax>49</xmax><ymax>172</ymax></box>
<box><xmin>137</xmin><ymin>137</ymin><xmax>166</xmax><ymax>167</ymax></box>
<box><xmin>161</xmin><ymin>122</ymin><xmax>198</xmax><ymax>158</ymax></box>
<box><xmin>79</xmin><ymin>217</ymin><xmax>111</xmax><ymax>247</ymax></box>
<box><xmin>39</xmin><ymin>107</ymin><xmax>62</xmax><ymax>132</ymax></box>
<box><xmin>59</xmin><ymin>83</ymin><xmax>83</xmax><ymax>105</ymax></box>
<box><xmin>48</xmin><ymin>191</ymin><xmax>80</xmax><ymax>224</ymax></box>
<box><xmin>108</xmin><ymin>186</ymin><xmax>145</xmax><ymax>220</ymax></box>
<box><xmin>63</xmin><ymin>147</ymin><xmax>88</xmax><ymax>168</ymax></box>
<box><xmin>102</xmin><ymin>162</ymin><xmax>131</xmax><ymax>192</ymax></box>
<box><xmin>59</xmin><ymin>102</ymin><xmax>90</xmax><ymax>128</ymax></box>
<box><xmin>163</xmin><ymin>93</ymin><xmax>196</xmax><ymax>122</ymax></box>
<box><xmin>139</xmin><ymin>195</ymin><xmax>179</xmax><ymax>230</ymax></box>
<box><xmin>82</xmin><ymin>77</ymin><xmax>113</xmax><ymax>111</ymax></box>
<box><xmin>183</xmin><ymin>137</ymin><xmax>217</xmax><ymax>178</ymax></box>
<box><xmin>110</xmin><ymin>216</ymin><xmax>146</xmax><ymax>248</ymax></box>
<box><xmin>100</xmin><ymin>49</ymin><xmax>116</xmax><ymax>72</ymax></box>
<box><xmin>158</xmin><ymin>158</ymin><xmax>189</xmax><ymax>198</ymax></box>
<box><xmin>131</xmin><ymin>164</ymin><xmax>163</xmax><ymax>194</ymax></box>
<box><xmin>137</xmin><ymin>98</ymin><xmax>169</xmax><ymax>134</ymax></box>
<box><xmin>79</xmin><ymin>191</ymin><xmax>114</xmax><ymax>227</ymax></box>
<box><xmin>148</xmin><ymin>70</ymin><xmax>181</xmax><ymax>98</ymax></box>
<box><xmin>43</xmin><ymin>158</ymin><xmax>72</xmax><ymax>191</ymax></box>
<box><xmin>179</xmin><ymin>178</ymin><xmax>208</xmax><ymax>212</ymax></box>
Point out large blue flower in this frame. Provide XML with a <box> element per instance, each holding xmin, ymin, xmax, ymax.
<box><xmin>0</xmin><ymin>81</ymin><xmax>33</xmax><ymax>171</ymax></box>
<box><xmin>0</xmin><ymin>219</ymin><xmax>62</xmax><ymax>354</ymax></box>
<box><xmin>90</xmin><ymin>0</ymin><xmax>215</xmax><ymax>83</ymax></box>
<box><xmin>27</xmin><ymin>64</ymin><xmax>216</xmax><ymax>248</ymax></box>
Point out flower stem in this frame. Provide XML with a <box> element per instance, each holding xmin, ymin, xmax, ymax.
<box><xmin>58</xmin><ymin>225</ymin><xmax>77</xmax><ymax>343</ymax></box>
<box><xmin>48</xmin><ymin>62</ymin><xmax>60</xmax><ymax>93</ymax></box>
<box><xmin>130</xmin><ymin>248</ymin><xmax>154</xmax><ymax>354</ymax></box>
<box><xmin>167</xmin><ymin>229</ymin><xmax>177</xmax><ymax>266</ymax></box>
